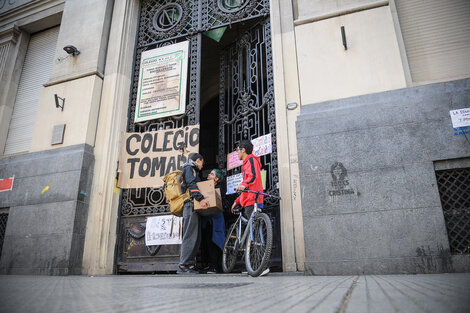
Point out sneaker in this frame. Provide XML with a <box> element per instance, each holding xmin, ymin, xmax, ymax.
<box><xmin>176</xmin><ymin>265</ymin><xmax>199</xmax><ymax>274</ymax></box>
<box><xmin>206</xmin><ymin>267</ymin><xmax>217</xmax><ymax>274</ymax></box>
<box><xmin>260</xmin><ymin>268</ymin><xmax>270</xmax><ymax>276</ymax></box>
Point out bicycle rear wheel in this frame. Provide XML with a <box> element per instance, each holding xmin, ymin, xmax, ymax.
<box><xmin>245</xmin><ymin>213</ymin><xmax>273</xmax><ymax>277</ymax></box>
<box><xmin>222</xmin><ymin>222</ymin><xmax>239</xmax><ymax>273</ymax></box>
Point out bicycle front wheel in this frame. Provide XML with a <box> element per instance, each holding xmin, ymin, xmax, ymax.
<box><xmin>222</xmin><ymin>222</ymin><xmax>239</xmax><ymax>273</ymax></box>
<box><xmin>245</xmin><ymin>213</ymin><xmax>273</xmax><ymax>277</ymax></box>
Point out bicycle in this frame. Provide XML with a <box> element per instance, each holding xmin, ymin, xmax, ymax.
<box><xmin>222</xmin><ymin>189</ymin><xmax>281</xmax><ymax>277</ymax></box>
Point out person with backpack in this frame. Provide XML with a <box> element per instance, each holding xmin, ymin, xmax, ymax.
<box><xmin>178</xmin><ymin>153</ymin><xmax>209</xmax><ymax>274</ymax></box>
<box><xmin>231</xmin><ymin>140</ymin><xmax>264</xmax><ymax>218</ymax></box>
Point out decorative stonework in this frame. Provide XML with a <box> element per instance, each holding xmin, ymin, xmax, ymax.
<box><xmin>213</xmin><ymin>0</ymin><xmax>256</xmax><ymax>19</ymax></box>
<box><xmin>0</xmin><ymin>25</ymin><xmax>20</xmax><ymax>45</ymax></box>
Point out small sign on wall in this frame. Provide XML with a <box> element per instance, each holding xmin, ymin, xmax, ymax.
<box><xmin>226</xmin><ymin>173</ymin><xmax>243</xmax><ymax>195</ymax></box>
<box><xmin>252</xmin><ymin>133</ymin><xmax>272</xmax><ymax>157</ymax></box>
<box><xmin>51</xmin><ymin>124</ymin><xmax>66</xmax><ymax>145</ymax></box>
<box><xmin>145</xmin><ymin>215</ymin><xmax>182</xmax><ymax>246</ymax></box>
<box><xmin>450</xmin><ymin>108</ymin><xmax>470</xmax><ymax>128</ymax></box>
<box><xmin>135</xmin><ymin>41</ymin><xmax>189</xmax><ymax>122</ymax></box>
<box><xmin>0</xmin><ymin>177</ymin><xmax>14</xmax><ymax>192</ymax></box>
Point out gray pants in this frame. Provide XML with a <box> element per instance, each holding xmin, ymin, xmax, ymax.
<box><xmin>179</xmin><ymin>200</ymin><xmax>201</xmax><ymax>266</ymax></box>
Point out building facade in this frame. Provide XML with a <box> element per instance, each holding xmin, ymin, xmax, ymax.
<box><xmin>0</xmin><ymin>0</ymin><xmax>469</xmax><ymax>275</ymax></box>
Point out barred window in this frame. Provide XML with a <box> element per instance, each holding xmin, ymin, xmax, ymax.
<box><xmin>435</xmin><ymin>168</ymin><xmax>470</xmax><ymax>254</ymax></box>
<box><xmin>0</xmin><ymin>208</ymin><xmax>9</xmax><ymax>257</ymax></box>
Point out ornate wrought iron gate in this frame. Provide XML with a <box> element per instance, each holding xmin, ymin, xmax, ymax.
<box><xmin>116</xmin><ymin>0</ymin><xmax>279</xmax><ymax>272</ymax></box>
<box><xmin>218</xmin><ymin>19</ymin><xmax>282</xmax><ymax>268</ymax></box>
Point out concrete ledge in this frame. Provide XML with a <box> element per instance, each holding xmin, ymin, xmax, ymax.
<box><xmin>294</xmin><ymin>0</ymin><xmax>389</xmax><ymax>25</ymax></box>
<box><xmin>298</xmin><ymin>78</ymin><xmax>470</xmax><ymax>118</ymax></box>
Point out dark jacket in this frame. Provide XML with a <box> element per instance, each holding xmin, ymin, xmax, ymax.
<box><xmin>181</xmin><ymin>160</ymin><xmax>204</xmax><ymax>202</ymax></box>
<box><xmin>201</xmin><ymin>181</ymin><xmax>226</xmax><ymax>250</ymax></box>
<box><xmin>235</xmin><ymin>154</ymin><xmax>264</xmax><ymax>207</ymax></box>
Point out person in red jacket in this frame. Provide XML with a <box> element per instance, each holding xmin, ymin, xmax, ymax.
<box><xmin>231</xmin><ymin>140</ymin><xmax>264</xmax><ymax>217</ymax></box>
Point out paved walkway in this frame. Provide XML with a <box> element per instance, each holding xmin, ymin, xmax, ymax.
<box><xmin>0</xmin><ymin>273</ymin><xmax>469</xmax><ymax>313</ymax></box>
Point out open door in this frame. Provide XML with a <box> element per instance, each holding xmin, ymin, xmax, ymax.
<box><xmin>116</xmin><ymin>0</ymin><xmax>279</xmax><ymax>273</ymax></box>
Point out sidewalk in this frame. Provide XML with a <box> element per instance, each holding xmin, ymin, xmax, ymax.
<box><xmin>0</xmin><ymin>273</ymin><xmax>469</xmax><ymax>313</ymax></box>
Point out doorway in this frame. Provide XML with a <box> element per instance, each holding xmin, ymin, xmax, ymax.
<box><xmin>116</xmin><ymin>0</ymin><xmax>280</xmax><ymax>273</ymax></box>
<box><xmin>199</xmin><ymin>18</ymin><xmax>282</xmax><ymax>269</ymax></box>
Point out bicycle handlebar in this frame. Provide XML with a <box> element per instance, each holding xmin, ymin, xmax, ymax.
<box><xmin>236</xmin><ymin>188</ymin><xmax>282</xmax><ymax>200</ymax></box>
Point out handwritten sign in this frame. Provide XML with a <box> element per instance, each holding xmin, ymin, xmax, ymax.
<box><xmin>226</xmin><ymin>173</ymin><xmax>243</xmax><ymax>195</ymax></box>
<box><xmin>252</xmin><ymin>133</ymin><xmax>272</xmax><ymax>157</ymax></box>
<box><xmin>227</xmin><ymin>151</ymin><xmax>243</xmax><ymax>170</ymax></box>
<box><xmin>117</xmin><ymin>126</ymin><xmax>199</xmax><ymax>189</ymax></box>
<box><xmin>450</xmin><ymin>108</ymin><xmax>470</xmax><ymax>128</ymax></box>
<box><xmin>145</xmin><ymin>215</ymin><xmax>182</xmax><ymax>246</ymax></box>
<box><xmin>135</xmin><ymin>41</ymin><xmax>189</xmax><ymax>122</ymax></box>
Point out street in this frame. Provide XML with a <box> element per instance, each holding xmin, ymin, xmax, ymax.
<box><xmin>0</xmin><ymin>273</ymin><xmax>469</xmax><ymax>313</ymax></box>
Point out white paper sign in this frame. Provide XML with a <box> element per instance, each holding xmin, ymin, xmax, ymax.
<box><xmin>252</xmin><ymin>133</ymin><xmax>272</xmax><ymax>157</ymax></box>
<box><xmin>450</xmin><ymin>108</ymin><xmax>470</xmax><ymax>128</ymax></box>
<box><xmin>226</xmin><ymin>173</ymin><xmax>243</xmax><ymax>195</ymax></box>
<box><xmin>145</xmin><ymin>215</ymin><xmax>182</xmax><ymax>246</ymax></box>
<box><xmin>135</xmin><ymin>41</ymin><xmax>189</xmax><ymax>122</ymax></box>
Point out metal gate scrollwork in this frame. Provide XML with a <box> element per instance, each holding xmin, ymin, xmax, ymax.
<box><xmin>122</xmin><ymin>0</ymin><xmax>271</xmax><ymax>218</ymax></box>
<box><xmin>118</xmin><ymin>0</ymin><xmax>274</xmax><ymax>271</ymax></box>
<box><xmin>218</xmin><ymin>20</ymin><xmax>278</xmax><ymax>199</ymax></box>
<box><xmin>121</xmin><ymin>34</ymin><xmax>199</xmax><ymax>218</ymax></box>
<box><xmin>218</xmin><ymin>19</ymin><xmax>282</xmax><ymax>265</ymax></box>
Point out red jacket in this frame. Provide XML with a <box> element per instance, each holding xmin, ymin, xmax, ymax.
<box><xmin>235</xmin><ymin>154</ymin><xmax>264</xmax><ymax>207</ymax></box>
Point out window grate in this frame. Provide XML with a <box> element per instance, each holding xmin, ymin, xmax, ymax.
<box><xmin>435</xmin><ymin>168</ymin><xmax>470</xmax><ymax>254</ymax></box>
<box><xmin>0</xmin><ymin>209</ymin><xmax>9</xmax><ymax>257</ymax></box>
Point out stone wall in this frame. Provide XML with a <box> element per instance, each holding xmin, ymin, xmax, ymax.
<box><xmin>0</xmin><ymin>144</ymin><xmax>93</xmax><ymax>275</ymax></box>
<box><xmin>296</xmin><ymin>78</ymin><xmax>470</xmax><ymax>274</ymax></box>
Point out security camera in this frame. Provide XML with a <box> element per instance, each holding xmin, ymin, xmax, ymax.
<box><xmin>63</xmin><ymin>45</ymin><xmax>80</xmax><ymax>56</ymax></box>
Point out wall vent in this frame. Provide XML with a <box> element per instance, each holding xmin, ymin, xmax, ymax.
<box><xmin>435</xmin><ymin>168</ymin><xmax>470</xmax><ymax>254</ymax></box>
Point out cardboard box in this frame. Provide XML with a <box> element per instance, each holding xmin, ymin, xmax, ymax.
<box><xmin>194</xmin><ymin>180</ymin><xmax>223</xmax><ymax>216</ymax></box>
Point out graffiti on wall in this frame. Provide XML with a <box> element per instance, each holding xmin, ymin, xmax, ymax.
<box><xmin>328</xmin><ymin>161</ymin><xmax>355</xmax><ymax>196</ymax></box>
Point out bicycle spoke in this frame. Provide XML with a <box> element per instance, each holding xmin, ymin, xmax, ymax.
<box><xmin>246</xmin><ymin>214</ymin><xmax>272</xmax><ymax>276</ymax></box>
<box><xmin>235</xmin><ymin>190</ymin><xmax>277</xmax><ymax>277</ymax></box>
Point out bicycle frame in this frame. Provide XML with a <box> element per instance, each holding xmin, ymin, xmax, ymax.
<box><xmin>234</xmin><ymin>192</ymin><xmax>267</xmax><ymax>249</ymax></box>
<box><xmin>234</xmin><ymin>202</ymin><xmax>260</xmax><ymax>250</ymax></box>
<box><xmin>223</xmin><ymin>189</ymin><xmax>280</xmax><ymax>276</ymax></box>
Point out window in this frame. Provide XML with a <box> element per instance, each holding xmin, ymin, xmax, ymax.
<box><xmin>395</xmin><ymin>0</ymin><xmax>470</xmax><ymax>84</ymax></box>
<box><xmin>0</xmin><ymin>208</ymin><xmax>9</xmax><ymax>257</ymax></box>
<box><xmin>435</xmin><ymin>168</ymin><xmax>470</xmax><ymax>254</ymax></box>
<box><xmin>4</xmin><ymin>26</ymin><xmax>59</xmax><ymax>155</ymax></box>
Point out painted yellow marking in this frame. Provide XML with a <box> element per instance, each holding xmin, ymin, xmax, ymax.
<box><xmin>114</xmin><ymin>179</ymin><xmax>121</xmax><ymax>195</ymax></box>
